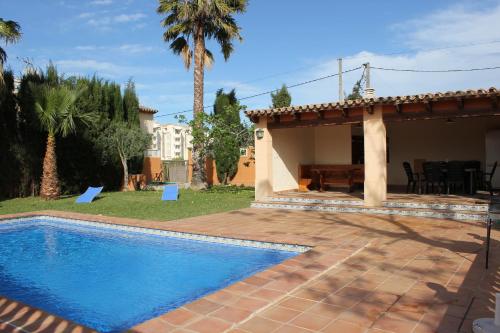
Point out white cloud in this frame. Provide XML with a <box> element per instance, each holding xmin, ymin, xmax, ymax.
<box><xmin>86</xmin><ymin>12</ymin><xmax>146</xmax><ymax>28</ymax></box>
<box><xmin>114</xmin><ymin>13</ymin><xmax>146</xmax><ymax>23</ymax></box>
<box><xmin>78</xmin><ymin>12</ymin><xmax>95</xmax><ymax>19</ymax></box>
<box><xmin>90</xmin><ymin>0</ymin><xmax>113</xmax><ymax>5</ymax></box>
<box><xmin>75</xmin><ymin>45</ymin><xmax>98</xmax><ymax>51</ymax></box>
<box><xmin>267</xmin><ymin>2</ymin><xmax>500</xmax><ymax>109</ymax></box>
<box><xmin>74</xmin><ymin>44</ymin><xmax>155</xmax><ymax>53</ymax></box>
<box><xmin>53</xmin><ymin>59</ymin><xmax>169</xmax><ymax>78</ymax></box>
<box><xmin>118</xmin><ymin>44</ymin><xmax>154</xmax><ymax>53</ymax></box>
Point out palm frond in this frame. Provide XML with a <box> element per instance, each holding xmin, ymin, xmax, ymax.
<box><xmin>0</xmin><ymin>47</ymin><xmax>6</xmax><ymax>66</ymax></box>
<box><xmin>170</xmin><ymin>36</ymin><xmax>192</xmax><ymax>69</ymax></box>
<box><xmin>204</xmin><ymin>49</ymin><xmax>214</xmax><ymax>69</ymax></box>
<box><xmin>0</xmin><ymin>19</ymin><xmax>21</xmax><ymax>44</ymax></box>
<box><xmin>158</xmin><ymin>0</ymin><xmax>246</xmax><ymax>66</ymax></box>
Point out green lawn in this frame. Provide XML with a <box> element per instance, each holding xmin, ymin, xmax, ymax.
<box><xmin>0</xmin><ymin>188</ymin><xmax>254</xmax><ymax>221</ymax></box>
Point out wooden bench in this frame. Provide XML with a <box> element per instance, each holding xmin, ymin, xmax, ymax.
<box><xmin>298</xmin><ymin>164</ymin><xmax>364</xmax><ymax>192</ymax></box>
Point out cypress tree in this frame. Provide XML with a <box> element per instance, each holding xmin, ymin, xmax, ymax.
<box><xmin>123</xmin><ymin>78</ymin><xmax>139</xmax><ymax>126</ymax></box>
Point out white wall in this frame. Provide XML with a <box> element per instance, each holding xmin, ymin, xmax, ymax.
<box><xmin>314</xmin><ymin>125</ymin><xmax>352</xmax><ymax>164</ymax></box>
<box><xmin>387</xmin><ymin>117</ymin><xmax>500</xmax><ymax>185</ymax></box>
<box><xmin>272</xmin><ymin>127</ymin><xmax>315</xmax><ymax>191</ymax></box>
<box><xmin>271</xmin><ymin>125</ymin><xmax>352</xmax><ymax>192</ymax></box>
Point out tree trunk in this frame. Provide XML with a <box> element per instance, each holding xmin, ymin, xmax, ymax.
<box><xmin>120</xmin><ymin>154</ymin><xmax>129</xmax><ymax>191</ymax></box>
<box><xmin>191</xmin><ymin>23</ymin><xmax>207</xmax><ymax>190</ymax></box>
<box><xmin>40</xmin><ymin>134</ymin><xmax>60</xmax><ymax>200</ymax></box>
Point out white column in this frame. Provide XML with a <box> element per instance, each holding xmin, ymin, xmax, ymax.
<box><xmin>254</xmin><ymin>117</ymin><xmax>273</xmax><ymax>200</ymax></box>
<box><xmin>363</xmin><ymin>101</ymin><xmax>387</xmax><ymax>207</ymax></box>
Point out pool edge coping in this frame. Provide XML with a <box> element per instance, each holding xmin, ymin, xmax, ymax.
<box><xmin>0</xmin><ymin>214</ymin><xmax>311</xmax><ymax>253</ymax></box>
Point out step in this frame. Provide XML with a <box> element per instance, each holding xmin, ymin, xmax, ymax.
<box><xmin>265</xmin><ymin>196</ymin><xmax>489</xmax><ymax>213</ymax></box>
<box><xmin>251</xmin><ymin>201</ymin><xmax>488</xmax><ymax>223</ymax></box>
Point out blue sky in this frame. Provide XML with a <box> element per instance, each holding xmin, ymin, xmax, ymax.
<box><xmin>2</xmin><ymin>0</ymin><xmax>500</xmax><ymax>123</ymax></box>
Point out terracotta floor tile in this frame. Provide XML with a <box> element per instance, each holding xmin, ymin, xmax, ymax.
<box><xmin>132</xmin><ymin>318</ymin><xmax>176</xmax><ymax>333</ymax></box>
<box><xmin>290</xmin><ymin>312</ymin><xmax>333</xmax><ymax>331</ymax></box>
<box><xmin>259</xmin><ymin>305</ymin><xmax>301</xmax><ymax>323</ymax></box>
<box><xmin>210</xmin><ymin>306</ymin><xmax>252</xmax><ymax>323</ymax></box>
<box><xmin>160</xmin><ymin>308</ymin><xmax>197</xmax><ymax>326</ymax></box>
<box><xmin>243</xmin><ymin>276</ymin><xmax>272</xmax><ymax>287</ymax></box>
<box><xmin>249</xmin><ymin>288</ymin><xmax>284</xmax><ymax>302</ymax></box>
<box><xmin>237</xmin><ymin>316</ymin><xmax>282</xmax><ymax>333</ymax></box>
<box><xmin>372</xmin><ymin>313</ymin><xmax>418</xmax><ymax>333</ymax></box>
<box><xmin>306</xmin><ymin>302</ymin><xmax>346</xmax><ymax>319</ymax></box>
<box><xmin>231</xmin><ymin>297</ymin><xmax>268</xmax><ymax>312</ymax></box>
<box><xmin>206</xmin><ymin>290</ymin><xmax>240</xmax><ymax>305</ymax></box>
<box><xmin>321</xmin><ymin>319</ymin><xmax>366</xmax><ymax>333</ymax></box>
<box><xmin>273</xmin><ymin>324</ymin><xmax>313</xmax><ymax>333</ymax></box>
<box><xmin>184</xmin><ymin>299</ymin><xmax>224</xmax><ymax>315</ymax></box>
<box><xmin>292</xmin><ymin>288</ymin><xmax>328</xmax><ymax>302</ymax></box>
<box><xmin>278</xmin><ymin>297</ymin><xmax>317</xmax><ymax>312</ymax></box>
<box><xmin>185</xmin><ymin>317</ymin><xmax>231</xmax><ymax>333</ymax></box>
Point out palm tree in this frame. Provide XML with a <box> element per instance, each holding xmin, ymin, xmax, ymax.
<box><xmin>32</xmin><ymin>84</ymin><xmax>93</xmax><ymax>199</ymax></box>
<box><xmin>0</xmin><ymin>18</ymin><xmax>21</xmax><ymax>83</ymax></box>
<box><xmin>157</xmin><ymin>0</ymin><xmax>246</xmax><ymax>188</ymax></box>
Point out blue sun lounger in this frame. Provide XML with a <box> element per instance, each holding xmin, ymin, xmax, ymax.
<box><xmin>161</xmin><ymin>184</ymin><xmax>179</xmax><ymax>201</ymax></box>
<box><xmin>76</xmin><ymin>186</ymin><xmax>103</xmax><ymax>203</ymax></box>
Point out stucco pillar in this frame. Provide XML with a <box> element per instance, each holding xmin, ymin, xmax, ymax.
<box><xmin>363</xmin><ymin>105</ymin><xmax>387</xmax><ymax>207</ymax></box>
<box><xmin>254</xmin><ymin>117</ymin><xmax>273</xmax><ymax>200</ymax></box>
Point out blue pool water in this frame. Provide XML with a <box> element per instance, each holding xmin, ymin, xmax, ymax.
<box><xmin>0</xmin><ymin>218</ymin><xmax>298</xmax><ymax>332</ymax></box>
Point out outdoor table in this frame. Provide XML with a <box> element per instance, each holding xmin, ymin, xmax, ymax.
<box><xmin>311</xmin><ymin>167</ymin><xmax>360</xmax><ymax>192</ymax></box>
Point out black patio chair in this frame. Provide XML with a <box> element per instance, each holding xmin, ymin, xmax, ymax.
<box><xmin>402</xmin><ymin>162</ymin><xmax>419</xmax><ymax>193</ymax></box>
<box><xmin>483</xmin><ymin>161</ymin><xmax>497</xmax><ymax>196</ymax></box>
<box><xmin>422</xmin><ymin>161</ymin><xmax>446</xmax><ymax>194</ymax></box>
<box><xmin>446</xmin><ymin>161</ymin><xmax>465</xmax><ymax>194</ymax></box>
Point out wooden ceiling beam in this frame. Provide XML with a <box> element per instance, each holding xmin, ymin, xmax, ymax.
<box><xmin>457</xmin><ymin>97</ymin><xmax>465</xmax><ymax>111</ymax></box>
<box><xmin>424</xmin><ymin>101</ymin><xmax>433</xmax><ymax>113</ymax></box>
<box><xmin>491</xmin><ymin>96</ymin><xmax>498</xmax><ymax>110</ymax></box>
<box><xmin>395</xmin><ymin>103</ymin><xmax>402</xmax><ymax>114</ymax></box>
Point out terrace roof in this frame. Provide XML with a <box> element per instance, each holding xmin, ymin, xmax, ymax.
<box><xmin>245</xmin><ymin>87</ymin><xmax>500</xmax><ymax>128</ymax></box>
<box><xmin>246</xmin><ymin>87</ymin><xmax>499</xmax><ymax>116</ymax></box>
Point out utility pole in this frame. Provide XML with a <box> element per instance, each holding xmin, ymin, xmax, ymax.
<box><xmin>363</xmin><ymin>62</ymin><xmax>374</xmax><ymax>98</ymax></box>
<box><xmin>364</xmin><ymin>62</ymin><xmax>371</xmax><ymax>90</ymax></box>
<box><xmin>338</xmin><ymin>58</ymin><xmax>344</xmax><ymax>102</ymax></box>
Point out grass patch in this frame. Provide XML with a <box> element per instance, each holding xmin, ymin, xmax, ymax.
<box><xmin>0</xmin><ymin>188</ymin><xmax>254</xmax><ymax>221</ymax></box>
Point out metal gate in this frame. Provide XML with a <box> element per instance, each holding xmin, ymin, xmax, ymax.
<box><xmin>163</xmin><ymin>160</ymin><xmax>188</xmax><ymax>183</ymax></box>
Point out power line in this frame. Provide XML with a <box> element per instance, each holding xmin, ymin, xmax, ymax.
<box><xmin>155</xmin><ymin>63</ymin><xmax>500</xmax><ymax>119</ymax></box>
<box><xmin>371</xmin><ymin>65</ymin><xmax>500</xmax><ymax>73</ymax></box>
<box><xmin>226</xmin><ymin>39</ymin><xmax>500</xmax><ymax>86</ymax></box>
<box><xmin>155</xmin><ymin>66</ymin><xmax>363</xmax><ymax>118</ymax></box>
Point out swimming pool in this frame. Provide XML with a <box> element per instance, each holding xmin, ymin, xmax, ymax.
<box><xmin>0</xmin><ymin>216</ymin><xmax>304</xmax><ymax>332</ymax></box>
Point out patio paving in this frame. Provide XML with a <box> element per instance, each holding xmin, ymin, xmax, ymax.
<box><xmin>0</xmin><ymin>208</ymin><xmax>498</xmax><ymax>333</ymax></box>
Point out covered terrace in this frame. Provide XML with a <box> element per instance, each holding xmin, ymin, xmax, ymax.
<box><xmin>246</xmin><ymin>88</ymin><xmax>500</xmax><ymax>208</ymax></box>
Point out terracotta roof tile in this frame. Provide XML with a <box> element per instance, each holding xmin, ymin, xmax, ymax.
<box><xmin>245</xmin><ymin>87</ymin><xmax>499</xmax><ymax>117</ymax></box>
<box><xmin>139</xmin><ymin>105</ymin><xmax>158</xmax><ymax>114</ymax></box>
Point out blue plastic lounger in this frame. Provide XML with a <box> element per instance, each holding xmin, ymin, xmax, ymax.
<box><xmin>161</xmin><ymin>184</ymin><xmax>179</xmax><ymax>201</ymax></box>
<box><xmin>76</xmin><ymin>186</ymin><xmax>104</xmax><ymax>203</ymax></box>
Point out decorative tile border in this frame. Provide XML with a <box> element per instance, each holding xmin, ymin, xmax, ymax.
<box><xmin>0</xmin><ymin>215</ymin><xmax>311</xmax><ymax>253</ymax></box>
<box><xmin>266</xmin><ymin>196</ymin><xmax>364</xmax><ymax>206</ymax></box>
<box><xmin>266</xmin><ymin>196</ymin><xmax>489</xmax><ymax>212</ymax></box>
<box><xmin>251</xmin><ymin>202</ymin><xmax>488</xmax><ymax>222</ymax></box>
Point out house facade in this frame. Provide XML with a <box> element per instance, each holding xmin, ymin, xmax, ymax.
<box><xmin>246</xmin><ymin>88</ymin><xmax>500</xmax><ymax>207</ymax></box>
<box><xmin>139</xmin><ymin>107</ymin><xmax>192</xmax><ymax>161</ymax></box>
